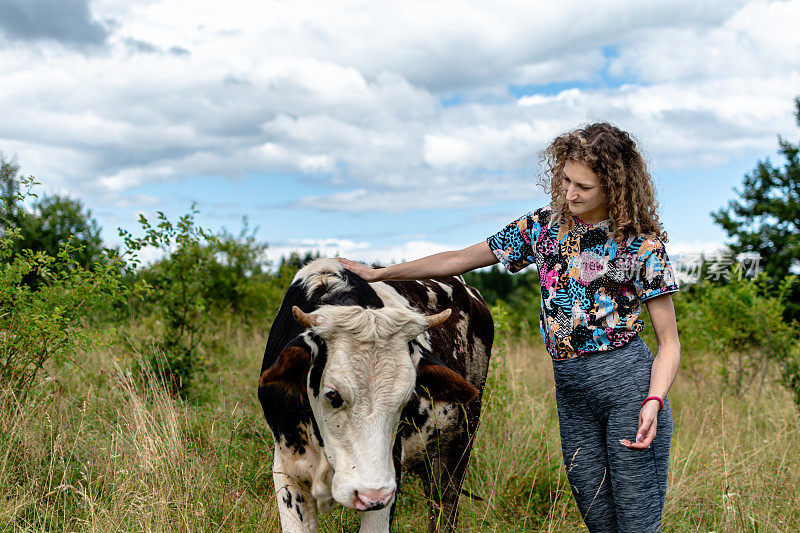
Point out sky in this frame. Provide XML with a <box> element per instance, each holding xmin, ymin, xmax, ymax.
<box><xmin>1</xmin><ymin>0</ymin><xmax>799</xmax><ymax>269</ymax></box>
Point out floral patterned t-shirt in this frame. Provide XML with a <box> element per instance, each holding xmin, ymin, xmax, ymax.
<box><xmin>487</xmin><ymin>205</ymin><xmax>679</xmax><ymax>360</ymax></box>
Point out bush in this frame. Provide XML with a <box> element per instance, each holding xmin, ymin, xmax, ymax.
<box><xmin>0</xmin><ymin>219</ymin><xmax>134</xmax><ymax>404</ymax></box>
<box><xmin>199</xmin><ymin>219</ymin><xmax>269</xmax><ymax>314</ymax></box>
<box><xmin>120</xmin><ymin>208</ymin><xmax>283</xmax><ymax>397</ymax></box>
<box><xmin>120</xmin><ymin>208</ymin><xmax>214</xmax><ymax>396</ymax></box>
<box><xmin>673</xmin><ymin>272</ymin><xmax>800</xmax><ymax>404</ymax></box>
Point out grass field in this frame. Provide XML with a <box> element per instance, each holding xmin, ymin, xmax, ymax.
<box><xmin>2</xmin><ymin>318</ymin><xmax>799</xmax><ymax>532</ymax></box>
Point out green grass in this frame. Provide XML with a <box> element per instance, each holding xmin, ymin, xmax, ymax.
<box><xmin>1</xmin><ymin>319</ymin><xmax>799</xmax><ymax>531</ymax></box>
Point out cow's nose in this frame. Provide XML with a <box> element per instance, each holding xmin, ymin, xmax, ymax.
<box><xmin>353</xmin><ymin>487</ymin><xmax>395</xmax><ymax>510</ymax></box>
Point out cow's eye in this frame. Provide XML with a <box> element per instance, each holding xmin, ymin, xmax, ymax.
<box><xmin>325</xmin><ymin>389</ymin><xmax>344</xmax><ymax>408</ymax></box>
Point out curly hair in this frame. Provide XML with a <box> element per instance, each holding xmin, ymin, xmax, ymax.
<box><xmin>537</xmin><ymin>122</ymin><xmax>667</xmax><ymax>244</ymax></box>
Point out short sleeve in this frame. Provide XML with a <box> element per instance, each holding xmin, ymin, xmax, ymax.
<box><xmin>486</xmin><ymin>210</ymin><xmax>543</xmax><ymax>274</ymax></box>
<box><xmin>631</xmin><ymin>237</ymin><xmax>680</xmax><ymax>301</ymax></box>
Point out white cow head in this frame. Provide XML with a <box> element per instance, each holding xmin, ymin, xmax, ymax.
<box><xmin>259</xmin><ymin>304</ymin><xmax>477</xmax><ymax>511</ymax></box>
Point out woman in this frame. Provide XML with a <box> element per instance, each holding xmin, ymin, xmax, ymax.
<box><xmin>337</xmin><ymin>122</ymin><xmax>680</xmax><ymax>532</ymax></box>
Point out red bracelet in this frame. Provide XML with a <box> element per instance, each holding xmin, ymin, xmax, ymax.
<box><xmin>641</xmin><ymin>396</ymin><xmax>664</xmax><ymax>412</ymax></box>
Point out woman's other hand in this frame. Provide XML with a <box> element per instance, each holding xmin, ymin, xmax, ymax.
<box><xmin>619</xmin><ymin>400</ymin><xmax>659</xmax><ymax>450</ymax></box>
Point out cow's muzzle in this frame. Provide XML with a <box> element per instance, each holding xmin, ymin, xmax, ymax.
<box><xmin>352</xmin><ymin>487</ymin><xmax>395</xmax><ymax>511</ymax></box>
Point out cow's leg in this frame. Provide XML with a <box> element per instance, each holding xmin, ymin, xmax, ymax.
<box><xmin>273</xmin><ymin>452</ymin><xmax>319</xmax><ymax>533</ymax></box>
<box><xmin>423</xmin><ymin>410</ymin><xmax>477</xmax><ymax>532</ymax></box>
<box><xmin>422</xmin><ymin>456</ymin><xmax>464</xmax><ymax>532</ymax></box>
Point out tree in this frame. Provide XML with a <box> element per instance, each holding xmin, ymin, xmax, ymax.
<box><xmin>278</xmin><ymin>250</ymin><xmax>321</xmax><ymax>274</ymax></box>
<box><xmin>0</xmin><ymin>153</ymin><xmax>23</xmax><ymax>231</ymax></box>
<box><xmin>16</xmin><ymin>194</ymin><xmax>104</xmax><ymax>268</ymax></box>
<box><xmin>200</xmin><ymin>218</ymin><xmax>269</xmax><ymax>313</ymax></box>
<box><xmin>0</xmin><ymin>153</ymin><xmax>105</xmax><ymax>271</ymax></box>
<box><xmin>712</xmin><ymin>96</ymin><xmax>800</xmax><ymax>320</ymax></box>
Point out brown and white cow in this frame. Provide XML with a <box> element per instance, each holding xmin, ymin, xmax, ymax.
<box><xmin>257</xmin><ymin>259</ymin><xmax>493</xmax><ymax>532</ymax></box>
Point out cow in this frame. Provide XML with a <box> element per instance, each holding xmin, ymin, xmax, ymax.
<box><xmin>257</xmin><ymin>258</ymin><xmax>493</xmax><ymax>532</ymax></box>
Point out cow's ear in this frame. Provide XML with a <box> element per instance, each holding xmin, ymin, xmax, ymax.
<box><xmin>258</xmin><ymin>346</ymin><xmax>311</xmax><ymax>396</ymax></box>
<box><xmin>416</xmin><ymin>362</ymin><xmax>479</xmax><ymax>404</ymax></box>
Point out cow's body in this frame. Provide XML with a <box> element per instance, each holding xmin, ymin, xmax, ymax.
<box><xmin>258</xmin><ymin>259</ymin><xmax>493</xmax><ymax>532</ymax></box>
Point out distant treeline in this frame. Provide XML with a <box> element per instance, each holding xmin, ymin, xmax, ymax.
<box><xmin>2</xmin><ymin>95</ymin><xmax>800</xmax><ymax>405</ymax></box>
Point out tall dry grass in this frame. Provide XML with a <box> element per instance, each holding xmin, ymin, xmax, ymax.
<box><xmin>0</xmin><ymin>322</ymin><xmax>280</xmax><ymax>531</ymax></box>
<box><xmin>1</xmin><ymin>322</ymin><xmax>799</xmax><ymax>531</ymax></box>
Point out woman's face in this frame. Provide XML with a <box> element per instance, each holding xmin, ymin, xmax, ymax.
<box><xmin>561</xmin><ymin>160</ymin><xmax>608</xmax><ymax>223</ymax></box>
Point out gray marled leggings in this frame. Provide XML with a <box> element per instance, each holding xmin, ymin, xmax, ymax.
<box><xmin>553</xmin><ymin>335</ymin><xmax>672</xmax><ymax>533</ymax></box>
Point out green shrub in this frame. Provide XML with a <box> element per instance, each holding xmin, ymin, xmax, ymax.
<box><xmin>0</xmin><ymin>220</ymin><xmax>134</xmax><ymax>404</ymax></box>
<box><xmin>672</xmin><ymin>272</ymin><xmax>799</xmax><ymax>405</ymax></box>
<box><xmin>120</xmin><ymin>208</ymin><xmax>214</xmax><ymax>396</ymax></box>
<box><xmin>120</xmin><ymin>208</ymin><xmax>284</xmax><ymax>397</ymax></box>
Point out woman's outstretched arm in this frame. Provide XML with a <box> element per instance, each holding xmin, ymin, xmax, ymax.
<box><xmin>336</xmin><ymin>241</ymin><xmax>499</xmax><ymax>282</ymax></box>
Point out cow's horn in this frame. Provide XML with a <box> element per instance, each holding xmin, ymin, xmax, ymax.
<box><xmin>292</xmin><ymin>306</ymin><xmax>323</xmax><ymax>328</ymax></box>
<box><xmin>425</xmin><ymin>308</ymin><xmax>452</xmax><ymax>329</ymax></box>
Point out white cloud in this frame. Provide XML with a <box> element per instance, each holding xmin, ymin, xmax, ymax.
<box><xmin>518</xmin><ymin>73</ymin><xmax>800</xmax><ymax>168</ymax></box>
<box><xmin>667</xmin><ymin>240</ymin><xmax>728</xmax><ymax>257</ymax></box>
<box><xmin>608</xmin><ymin>0</ymin><xmax>800</xmax><ymax>84</ymax></box>
<box><xmin>0</xmin><ymin>0</ymin><xmax>798</xmax><ymax>217</ymax></box>
<box><xmin>423</xmin><ymin>134</ymin><xmax>473</xmax><ymax>169</ymax></box>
